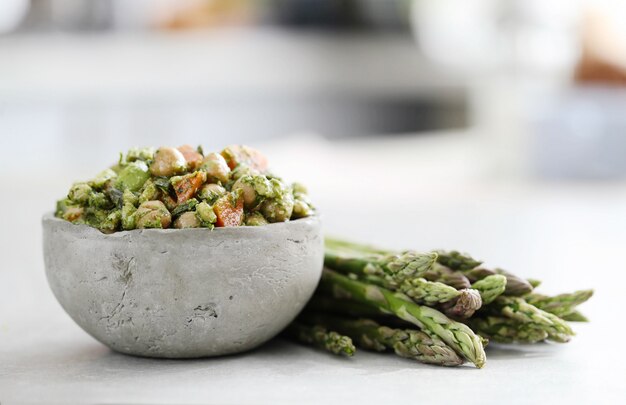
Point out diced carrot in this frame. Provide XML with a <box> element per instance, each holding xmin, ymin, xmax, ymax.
<box><xmin>213</xmin><ymin>192</ymin><xmax>244</xmax><ymax>227</ymax></box>
<box><xmin>177</xmin><ymin>145</ymin><xmax>203</xmax><ymax>170</ymax></box>
<box><xmin>173</xmin><ymin>171</ymin><xmax>206</xmax><ymax>203</ymax></box>
<box><xmin>221</xmin><ymin>145</ymin><xmax>268</xmax><ymax>172</ymax></box>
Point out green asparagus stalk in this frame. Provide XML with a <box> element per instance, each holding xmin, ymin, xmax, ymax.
<box><xmin>435</xmin><ymin>250</ymin><xmax>482</xmax><ymax>271</ymax></box>
<box><xmin>307</xmin><ymin>295</ymin><xmax>491</xmax><ymax>349</ymax></box>
<box><xmin>325</xmin><ymin>237</ymin><xmax>388</xmax><ymax>255</ymax></box>
<box><xmin>318</xmin><ymin>269</ymin><xmax>487</xmax><ymax>368</ymax></box>
<box><xmin>422</xmin><ymin>263</ymin><xmax>472</xmax><ymax>290</ymax></box>
<box><xmin>471</xmin><ymin>275</ymin><xmax>507</xmax><ymax>304</ymax></box>
<box><xmin>307</xmin><ymin>289</ymin><xmax>480</xmax><ymax>323</ymax></box>
<box><xmin>307</xmin><ymin>277</ymin><xmax>482</xmax><ymax>319</ymax></box>
<box><xmin>439</xmin><ymin>288</ymin><xmax>482</xmax><ymax>319</ymax></box>
<box><xmin>464</xmin><ymin>268</ymin><xmax>533</xmax><ymax>296</ymax></box>
<box><xmin>397</xmin><ymin>277</ymin><xmax>462</xmax><ymax>305</ymax></box>
<box><xmin>436</xmin><ymin>250</ymin><xmax>533</xmax><ymax>296</ymax></box>
<box><xmin>326</xmin><ymin>238</ymin><xmax>473</xmax><ymax>290</ymax></box>
<box><xmin>326</xmin><ymin>245</ymin><xmax>480</xmax><ymax>316</ymax></box>
<box><xmin>342</xmin><ymin>272</ymin><xmax>465</xmax><ymax>307</ymax></box>
<box><xmin>524</xmin><ymin>290</ymin><xmax>594</xmax><ymax>318</ymax></box>
<box><xmin>467</xmin><ymin>316</ymin><xmax>549</xmax><ymax>344</ymax></box>
<box><xmin>324</xmin><ymin>248</ymin><xmax>438</xmax><ymax>288</ymax></box>
<box><xmin>561</xmin><ymin>310</ymin><xmax>589</xmax><ymax>322</ymax></box>
<box><xmin>527</xmin><ymin>278</ymin><xmax>542</xmax><ymax>289</ymax></box>
<box><xmin>284</xmin><ymin>321</ymin><xmax>356</xmax><ymax>357</ymax></box>
<box><xmin>489</xmin><ymin>296</ymin><xmax>574</xmax><ymax>342</ymax></box>
<box><xmin>301</xmin><ymin>313</ymin><xmax>464</xmax><ymax>366</ymax></box>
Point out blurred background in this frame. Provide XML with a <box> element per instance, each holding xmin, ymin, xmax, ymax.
<box><xmin>2</xmin><ymin>1</ymin><xmax>626</xmax><ymax>401</ymax></box>
<box><xmin>2</xmin><ymin>0</ymin><xmax>626</xmax><ymax>175</ymax></box>
<box><xmin>2</xmin><ymin>0</ymin><xmax>626</xmax><ymax>366</ymax></box>
<box><xmin>2</xmin><ymin>0</ymin><xmax>626</xmax><ymax>176</ymax></box>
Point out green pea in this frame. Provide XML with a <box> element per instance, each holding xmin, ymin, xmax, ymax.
<box><xmin>245</xmin><ymin>212</ymin><xmax>268</xmax><ymax>226</ymax></box>
<box><xmin>195</xmin><ymin>201</ymin><xmax>217</xmax><ymax>227</ymax></box>
<box><xmin>115</xmin><ymin>161</ymin><xmax>150</xmax><ymax>192</ymax></box>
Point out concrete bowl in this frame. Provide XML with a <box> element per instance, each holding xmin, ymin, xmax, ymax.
<box><xmin>42</xmin><ymin>213</ymin><xmax>323</xmax><ymax>358</ymax></box>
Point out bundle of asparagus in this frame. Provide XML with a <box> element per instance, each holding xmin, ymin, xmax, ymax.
<box><xmin>286</xmin><ymin>238</ymin><xmax>593</xmax><ymax>368</ymax></box>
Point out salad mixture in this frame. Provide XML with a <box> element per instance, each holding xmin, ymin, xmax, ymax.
<box><xmin>55</xmin><ymin>145</ymin><xmax>314</xmax><ymax>232</ymax></box>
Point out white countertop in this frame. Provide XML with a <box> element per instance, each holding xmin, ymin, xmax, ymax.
<box><xmin>1</xmin><ymin>133</ymin><xmax>624</xmax><ymax>404</ymax></box>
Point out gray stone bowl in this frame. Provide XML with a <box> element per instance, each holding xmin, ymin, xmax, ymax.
<box><xmin>42</xmin><ymin>213</ymin><xmax>323</xmax><ymax>358</ymax></box>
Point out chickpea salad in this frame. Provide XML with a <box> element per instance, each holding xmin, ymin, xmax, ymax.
<box><xmin>55</xmin><ymin>145</ymin><xmax>314</xmax><ymax>232</ymax></box>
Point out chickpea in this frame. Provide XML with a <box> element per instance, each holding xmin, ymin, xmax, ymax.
<box><xmin>245</xmin><ymin>212</ymin><xmax>268</xmax><ymax>226</ymax></box>
<box><xmin>232</xmin><ymin>175</ymin><xmax>273</xmax><ymax>208</ymax></box>
<box><xmin>252</xmin><ymin>175</ymin><xmax>273</xmax><ymax>197</ymax></box>
<box><xmin>63</xmin><ymin>206</ymin><xmax>84</xmax><ymax>222</ymax></box>
<box><xmin>135</xmin><ymin>200</ymin><xmax>172</xmax><ymax>229</ymax></box>
<box><xmin>261</xmin><ymin>193</ymin><xmax>294</xmax><ymax>223</ymax></box>
<box><xmin>232</xmin><ymin>176</ymin><xmax>256</xmax><ymax>207</ymax></box>
<box><xmin>292</xmin><ymin>182</ymin><xmax>308</xmax><ymax>195</ymax></box>
<box><xmin>173</xmin><ymin>211</ymin><xmax>200</xmax><ymax>229</ymax></box>
<box><xmin>200</xmin><ymin>152</ymin><xmax>231</xmax><ymax>183</ymax></box>
<box><xmin>230</xmin><ymin>164</ymin><xmax>260</xmax><ymax>181</ymax></box>
<box><xmin>221</xmin><ymin>145</ymin><xmax>268</xmax><ymax>171</ymax></box>
<box><xmin>292</xmin><ymin>198</ymin><xmax>313</xmax><ymax>219</ymax></box>
<box><xmin>197</xmin><ymin>183</ymin><xmax>226</xmax><ymax>203</ymax></box>
<box><xmin>149</xmin><ymin>147</ymin><xmax>187</xmax><ymax>177</ymax></box>
<box><xmin>177</xmin><ymin>145</ymin><xmax>203</xmax><ymax>170</ymax></box>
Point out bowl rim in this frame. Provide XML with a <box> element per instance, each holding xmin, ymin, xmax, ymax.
<box><xmin>42</xmin><ymin>211</ymin><xmax>320</xmax><ymax>239</ymax></box>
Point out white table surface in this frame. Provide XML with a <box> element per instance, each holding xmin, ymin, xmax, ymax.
<box><xmin>1</xmin><ymin>134</ymin><xmax>625</xmax><ymax>404</ymax></box>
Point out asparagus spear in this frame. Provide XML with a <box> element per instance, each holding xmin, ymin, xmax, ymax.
<box><xmin>325</xmin><ymin>237</ymin><xmax>388</xmax><ymax>255</ymax></box>
<box><xmin>284</xmin><ymin>321</ymin><xmax>356</xmax><ymax>357</ymax></box>
<box><xmin>324</xmin><ymin>249</ymin><xmax>438</xmax><ymax>288</ymax></box>
<box><xmin>399</xmin><ymin>277</ymin><xmax>463</xmax><ymax>306</ymax></box>
<box><xmin>561</xmin><ymin>310</ymin><xmax>589</xmax><ymax>322</ymax></box>
<box><xmin>328</xmin><ymin>240</ymin><xmax>531</xmax><ymax>295</ymax></box>
<box><xmin>302</xmin><ymin>314</ymin><xmax>464</xmax><ymax>366</ymax></box>
<box><xmin>325</xmin><ymin>245</ymin><xmax>481</xmax><ymax>316</ymax></box>
<box><xmin>339</xmin><ymin>272</ymin><xmax>464</xmax><ymax>307</ymax></box>
<box><xmin>439</xmin><ymin>288</ymin><xmax>482</xmax><ymax>319</ymax></box>
<box><xmin>422</xmin><ymin>263</ymin><xmax>472</xmax><ymax>290</ymax></box>
<box><xmin>527</xmin><ymin>278</ymin><xmax>542</xmax><ymax>289</ymax></box>
<box><xmin>306</xmin><ymin>295</ymin><xmax>490</xmax><ymax>348</ymax></box>
<box><xmin>467</xmin><ymin>316</ymin><xmax>549</xmax><ymax>344</ymax></box>
<box><xmin>524</xmin><ymin>290</ymin><xmax>594</xmax><ymax>318</ymax></box>
<box><xmin>488</xmin><ymin>296</ymin><xmax>574</xmax><ymax>342</ymax></box>
<box><xmin>326</xmin><ymin>239</ymin><xmax>473</xmax><ymax>289</ymax></box>
<box><xmin>318</xmin><ymin>269</ymin><xmax>487</xmax><ymax>368</ymax></box>
<box><xmin>326</xmin><ymin>247</ymin><xmax>474</xmax><ymax>302</ymax></box>
<box><xmin>435</xmin><ymin>250</ymin><xmax>482</xmax><ymax>271</ymax></box>
<box><xmin>471</xmin><ymin>275</ymin><xmax>507</xmax><ymax>304</ymax></box>
<box><xmin>436</xmin><ymin>251</ymin><xmax>533</xmax><ymax>296</ymax></box>
<box><xmin>464</xmin><ymin>268</ymin><xmax>533</xmax><ymax>296</ymax></box>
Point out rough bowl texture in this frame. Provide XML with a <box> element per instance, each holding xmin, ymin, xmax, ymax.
<box><xmin>42</xmin><ymin>213</ymin><xmax>323</xmax><ymax>358</ymax></box>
